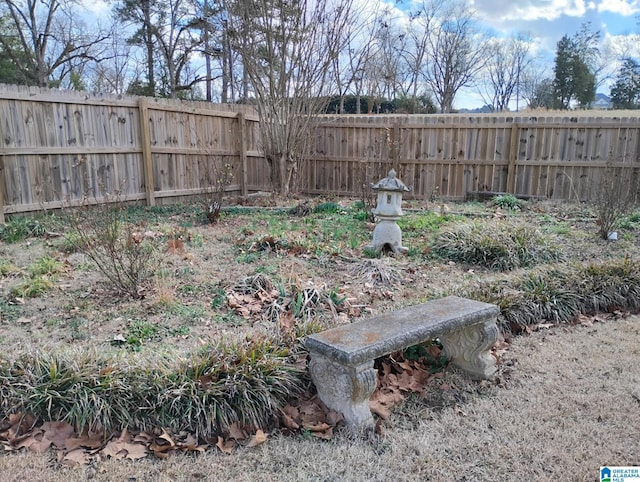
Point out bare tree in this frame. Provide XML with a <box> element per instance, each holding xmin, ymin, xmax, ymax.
<box><xmin>422</xmin><ymin>0</ymin><xmax>487</xmax><ymax>113</ymax></box>
<box><xmin>398</xmin><ymin>7</ymin><xmax>434</xmax><ymax>101</ymax></box>
<box><xmin>0</xmin><ymin>0</ymin><xmax>109</xmax><ymax>87</ymax></box>
<box><xmin>228</xmin><ymin>0</ymin><xmax>353</xmax><ymax>194</ymax></box>
<box><xmin>86</xmin><ymin>22</ymin><xmax>137</xmax><ymax>94</ymax></box>
<box><xmin>328</xmin><ymin>3</ymin><xmax>377</xmax><ymax>114</ymax></box>
<box><xmin>480</xmin><ymin>35</ymin><xmax>533</xmax><ymax>111</ymax></box>
<box><xmin>153</xmin><ymin>0</ymin><xmax>205</xmax><ymax>98</ymax></box>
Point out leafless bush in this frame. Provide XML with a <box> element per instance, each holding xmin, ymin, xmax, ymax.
<box><xmin>356</xmin><ymin>161</ymin><xmax>387</xmax><ymax>222</ymax></box>
<box><xmin>63</xmin><ymin>189</ymin><xmax>158</xmax><ymax>298</ymax></box>
<box><xmin>201</xmin><ymin>158</ymin><xmax>236</xmax><ymax>224</ymax></box>
<box><xmin>593</xmin><ymin>165</ymin><xmax>640</xmax><ymax>239</ymax></box>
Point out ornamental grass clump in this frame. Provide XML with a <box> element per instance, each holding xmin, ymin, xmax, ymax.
<box><xmin>432</xmin><ymin>220</ymin><xmax>564</xmax><ymax>271</ymax></box>
<box><xmin>0</xmin><ymin>337</ymin><xmax>304</xmax><ymax>437</ymax></box>
<box><xmin>466</xmin><ymin>258</ymin><xmax>640</xmax><ymax>331</ymax></box>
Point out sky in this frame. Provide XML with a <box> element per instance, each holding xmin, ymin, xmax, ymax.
<box><xmin>81</xmin><ymin>0</ymin><xmax>640</xmax><ymax>110</ymax></box>
<box><xmin>461</xmin><ymin>0</ymin><xmax>640</xmax><ymax>108</ymax></box>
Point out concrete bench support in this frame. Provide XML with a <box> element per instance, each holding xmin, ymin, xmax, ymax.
<box><xmin>305</xmin><ymin>296</ymin><xmax>500</xmax><ymax>430</ymax></box>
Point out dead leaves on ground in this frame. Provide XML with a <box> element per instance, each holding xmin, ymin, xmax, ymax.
<box><xmin>0</xmin><ymin>415</ymin><xmax>266</xmax><ymax>467</ymax></box>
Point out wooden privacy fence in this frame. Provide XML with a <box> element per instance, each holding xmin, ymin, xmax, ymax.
<box><xmin>303</xmin><ymin>113</ymin><xmax>640</xmax><ymax>202</ymax></box>
<box><xmin>1</xmin><ymin>84</ymin><xmax>640</xmax><ymax>223</ymax></box>
<box><xmin>0</xmin><ymin>84</ymin><xmax>268</xmax><ymax>223</ymax></box>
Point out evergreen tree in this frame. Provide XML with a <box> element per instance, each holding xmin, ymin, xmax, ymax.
<box><xmin>610</xmin><ymin>59</ymin><xmax>640</xmax><ymax>109</ymax></box>
<box><xmin>552</xmin><ymin>24</ymin><xmax>598</xmax><ymax>109</ymax></box>
<box><xmin>0</xmin><ymin>15</ymin><xmax>35</xmax><ymax>84</ymax></box>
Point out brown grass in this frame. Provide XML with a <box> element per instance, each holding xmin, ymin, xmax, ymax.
<box><xmin>1</xmin><ymin>315</ymin><xmax>638</xmax><ymax>481</ymax></box>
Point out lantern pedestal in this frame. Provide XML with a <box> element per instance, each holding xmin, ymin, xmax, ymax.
<box><xmin>370</xmin><ymin>217</ymin><xmax>407</xmax><ymax>254</ymax></box>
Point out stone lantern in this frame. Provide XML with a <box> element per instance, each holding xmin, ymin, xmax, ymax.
<box><xmin>367</xmin><ymin>169</ymin><xmax>411</xmax><ymax>254</ymax></box>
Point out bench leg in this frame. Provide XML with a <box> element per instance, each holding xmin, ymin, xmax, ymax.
<box><xmin>308</xmin><ymin>352</ymin><xmax>377</xmax><ymax>430</ymax></box>
<box><xmin>440</xmin><ymin>320</ymin><xmax>499</xmax><ymax>379</ymax></box>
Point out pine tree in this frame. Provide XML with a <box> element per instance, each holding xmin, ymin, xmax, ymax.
<box><xmin>610</xmin><ymin>59</ymin><xmax>640</xmax><ymax>109</ymax></box>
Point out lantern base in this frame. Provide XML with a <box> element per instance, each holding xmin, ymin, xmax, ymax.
<box><xmin>367</xmin><ymin>220</ymin><xmax>408</xmax><ymax>255</ymax></box>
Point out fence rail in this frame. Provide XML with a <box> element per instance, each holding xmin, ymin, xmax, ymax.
<box><xmin>1</xmin><ymin>84</ymin><xmax>640</xmax><ymax>223</ymax></box>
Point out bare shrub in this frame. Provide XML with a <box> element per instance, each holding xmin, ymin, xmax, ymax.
<box><xmin>201</xmin><ymin>158</ymin><xmax>236</xmax><ymax>224</ymax></box>
<box><xmin>593</xmin><ymin>164</ymin><xmax>640</xmax><ymax>239</ymax></box>
<box><xmin>356</xmin><ymin>161</ymin><xmax>388</xmax><ymax>222</ymax></box>
<box><xmin>64</xmin><ymin>192</ymin><xmax>158</xmax><ymax>298</ymax></box>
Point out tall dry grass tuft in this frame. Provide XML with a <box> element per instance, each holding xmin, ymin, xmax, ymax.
<box><xmin>466</xmin><ymin>257</ymin><xmax>640</xmax><ymax>331</ymax></box>
<box><xmin>0</xmin><ymin>337</ymin><xmax>303</xmax><ymax>437</ymax></box>
<box><xmin>432</xmin><ymin>220</ymin><xmax>564</xmax><ymax>271</ymax></box>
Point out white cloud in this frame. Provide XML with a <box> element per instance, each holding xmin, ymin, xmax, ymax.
<box><xmin>81</xmin><ymin>0</ymin><xmax>111</xmax><ymax>19</ymax></box>
<box><xmin>597</xmin><ymin>0</ymin><xmax>640</xmax><ymax>15</ymax></box>
<box><xmin>471</xmin><ymin>0</ymin><xmax>600</xmax><ymax>23</ymax></box>
<box><xmin>505</xmin><ymin>0</ymin><xmax>595</xmax><ymax>21</ymax></box>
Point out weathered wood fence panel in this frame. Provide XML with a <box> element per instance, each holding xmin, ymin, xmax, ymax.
<box><xmin>0</xmin><ymin>84</ymin><xmax>266</xmax><ymax>222</ymax></box>
<box><xmin>2</xmin><ymin>84</ymin><xmax>640</xmax><ymax>223</ymax></box>
<box><xmin>304</xmin><ymin>114</ymin><xmax>640</xmax><ymax>201</ymax></box>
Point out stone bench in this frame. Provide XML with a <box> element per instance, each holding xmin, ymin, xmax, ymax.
<box><xmin>304</xmin><ymin>296</ymin><xmax>500</xmax><ymax>430</ymax></box>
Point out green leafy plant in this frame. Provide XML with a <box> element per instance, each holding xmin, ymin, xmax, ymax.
<box><xmin>0</xmin><ymin>262</ymin><xmax>20</xmax><ymax>277</ymax></box>
<box><xmin>125</xmin><ymin>320</ymin><xmax>162</xmax><ymax>349</ymax></box>
<box><xmin>0</xmin><ymin>216</ymin><xmax>48</xmax><ymax>243</ymax></box>
<box><xmin>492</xmin><ymin>194</ymin><xmax>525</xmax><ymax>210</ymax></box>
<box><xmin>0</xmin><ymin>297</ymin><xmax>21</xmax><ymax>322</ymax></box>
<box><xmin>10</xmin><ymin>275</ymin><xmax>55</xmax><ymax>298</ymax></box>
<box><xmin>313</xmin><ymin>201</ymin><xmax>341</xmax><ymax>213</ymax></box>
<box><xmin>27</xmin><ymin>256</ymin><xmax>64</xmax><ymax>277</ymax></box>
<box><xmin>210</xmin><ymin>287</ymin><xmax>227</xmax><ymax>309</ymax></box>
<box><xmin>0</xmin><ymin>336</ymin><xmax>302</xmax><ymax>435</ymax></box>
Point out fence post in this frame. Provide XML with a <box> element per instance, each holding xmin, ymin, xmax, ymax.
<box><xmin>237</xmin><ymin>112</ymin><xmax>248</xmax><ymax>196</ymax></box>
<box><xmin>0</xmin><ymin>156</ymin><xmax>5</xmax><ymax>224</ymax></box>
<box><xmin>506</xmin><ymin>123</ymin><xmax>519</xmax><ymax>194</ymax></box>
<box><xmin>138</xmin><ymin>98</ymin><xmax>156</xmax><ymax>206</ymax></box>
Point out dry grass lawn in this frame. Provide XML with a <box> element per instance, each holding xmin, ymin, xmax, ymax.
<box><xmin>1</xmin><ymin>314</ymin><xmax>638</xmax><ymax>482</ymax></box>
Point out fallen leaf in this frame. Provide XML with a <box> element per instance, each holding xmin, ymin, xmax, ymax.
<box><xmin>311</xmin><ymin>427</ymin><xmax>333</xmax><ymax>440</ymax></box>
<box><xmin>101</xmin><ymin>440</ymin><xmax>127</xmax><ymax>460</ymax></box>
<box><xmin>228</xmin><ymin>422</ymin><xmax>247</xmax><ymax>441</ymax></box>
<box><xmin>369</xmin><ymin>400</ymin><xmax>391</xmax><ymax>420</ymax></box>
<box><xmin>454</xmin><ymin>405</ymin><xmax>467</xmax><ymax>417</ymax></box>
<box><xmin>216</xmin><ymin>436</ymin><xmax>235</xmax><ymax>454</ymax></box>
<box><xmin>279</xmin><ymin>312</ymin><xmax>296</xmax><ymax>333</ymax></box>
<box><xmin>41</xmin><ymin>421</ymin><xmax>74</xmax><ymax>449</ymax></box>
<box><xmin>301</xmin><ymin>422</ymin><xmax>330</xmax><ymax>433</ymax></box>
<box><xmin>325</xmin><ymin>411</ymin><xmax>344</xmax><ymax>426</ymax></box>
<box><xmin>246</xmin><ymin>429</ymin><xmax>267</xmax><ymax>448</ymax></box>
<box><xmin>124</xmin><ymin>443</ymin><xmax>148</xmax><ymax>460</ymax></box>
<box><xmin>158</xmin><ymin>428</ymin><xmax>176</xmax><ymax>447</ymax></box>
<box><xmin>26</xmin><ymin>432</ymin><xmax>52</xmax><ymax>454</ymax></box>
<box><xmin>61</xmin><ymin>448</ymin><xmax>90</xmax><ymax>466</ymax></box>
<box><xmin>281</xmin><ymin>414</ymin><xmax>299</xmax><ymax>430</ymax></box>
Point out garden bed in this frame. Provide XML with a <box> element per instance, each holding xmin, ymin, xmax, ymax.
<box><xmin>0</xmin><ymin>195</ymin><xmax>639</xmax><ymax>441</ymax></box>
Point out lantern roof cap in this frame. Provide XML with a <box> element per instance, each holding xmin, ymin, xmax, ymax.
<box><xmin>371</xmin><ymin>169</ymin><xmax>411</xmax><ymax>192</ymax></box>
